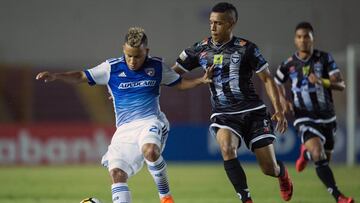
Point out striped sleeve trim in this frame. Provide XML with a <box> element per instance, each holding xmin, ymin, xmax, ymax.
<box><xmin>175</xmin><ymin>62</ymin><xmax>190</xmax><ymax>73</ymax></box>
<box><xmin>255</xmin><ymin>63</ymin><xmax>269</xmax><ymax>73</ymax></box>
<box><xmin>84</xmin><ymin>70</ymin><xmax>96</xmax><ymax>86</ymax></box>
<box><xmin>329</xmin><ymin>69</ymin><xmax>340</xmax><ymax>76</ymax></box>
<box><xmin>166</xmin><ymin>76</ymin><xmax>182</xmax><ymax>87</ymax></box>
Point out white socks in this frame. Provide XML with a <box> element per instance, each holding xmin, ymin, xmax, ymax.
<box><xmin>111</xmin><ymin>182</ymin><xmax>131</xmax><ymax>203</ymax></box>
<box><xmin>146</xmin><ymin>156</ymin><xmax>171</xmax><ymax>198</ymax></box>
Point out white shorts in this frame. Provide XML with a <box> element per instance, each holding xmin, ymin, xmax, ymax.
<box><xmin>101</xmin><ymin>114</ymin><xmax>169</xmax><ymax>177</ymax></box>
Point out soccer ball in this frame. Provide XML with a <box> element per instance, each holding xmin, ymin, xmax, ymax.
<box><xmin>80</xmin><ymin>197</ymin><xmax>102</xmax><ymax>203</ymax></box>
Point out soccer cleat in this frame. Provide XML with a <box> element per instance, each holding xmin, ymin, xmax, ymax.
<box><xmin>337</xmin><ymin>195</ymin><xmax>354</xmax><ymax>203</ymax></box>
<box><xmin>278</xmin><ymin>167</ymin><xmax>293</xmax><ymax>201</ymax></box>
<box><xmin>296</xmin><ymin>144</ymin><xmax>309</xmax><ymax>172</ymax></box>
<box><xmin>244</xmin><ymin>200</ymin><xmax>253</xmax><ymax>203</ymax></box>
<box><xmin>160</xmin><ymin>195</ymin><xmax>174</xmax><ymax>203</ymax></box>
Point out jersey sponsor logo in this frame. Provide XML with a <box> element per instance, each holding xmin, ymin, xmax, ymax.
<box><xmin>302</xmin><ymin>65</ymin><xmax>310</xmax><ymax>76</ymax></box>
<box><xmin>213</xmin><ymin>54</ymin><xmax>223</xmax><ymax>65</ymax></box>
<box><xmin>118</xmin><ymin>80</ymin><xmax>157</xmax><ymax>89</ymax></box>
<box><xmin>118</xmin><ymin>72</ymin><xmax>127</xmax><ymax>77</ymax></box>
<box><xmin>230</xmin><ymin>51</ymin><xmax>241</xmax><ymax>64</ymax></box>
<box><xmin>145</xmin><ymin>67</ymin><xmax>155</xmax><ymax>77</ymax></box>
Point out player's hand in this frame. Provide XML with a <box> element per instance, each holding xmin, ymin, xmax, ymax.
<box><xmin>271</xmin><ymin>111</ymin><xmax>288</xmax><ymax>134</ymax></box>
<box><xmin>308</xmin><ymin>73</ymin><xmax>319</xmax><ymax>84</ymax></box>
<box><xmin>36</xmin><ymin>71</ymin><xmax>56</xmax><ymax>82</ymax></box>
<box><xmin>202</xmin><ymin>64</ymin><xmax>214</xmax><ymax>84</ymax></box>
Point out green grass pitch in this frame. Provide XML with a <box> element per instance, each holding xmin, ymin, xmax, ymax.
<box><xmin>0</xmin><ymin>163</ymin><xmax>359</xmax><ymax>203</ymax></box>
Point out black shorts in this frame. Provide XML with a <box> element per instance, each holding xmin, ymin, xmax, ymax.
<box><xmin>210</xmin><ymin>108</ymin><xmax>276</xmax><ymax>151</ymax></box>
<box><xmin>295</xmin><ymin>121</ymin><xmax>336</xmax><ymax>151</ymax></box>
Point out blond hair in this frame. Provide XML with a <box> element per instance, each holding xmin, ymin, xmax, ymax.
<box><xmin>125</xmin><ymin>27</ymin><xmax>148</xmax><ymax>47</ymax></box>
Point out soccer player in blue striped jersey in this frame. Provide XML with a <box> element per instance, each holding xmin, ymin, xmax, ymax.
<box><xmin>275</xmin><ymin>22</ymin><xmax>354</xmax><ymax>203</ymax></box>
<box><xmin>36</xmin><ymin>27</ymin><xmax>213</xmax><ymax>203</ymax></box>
<box><xmin>172</xmin><ymin>2</ymin><xmax>293</xmax><ymax>203</ymax></box>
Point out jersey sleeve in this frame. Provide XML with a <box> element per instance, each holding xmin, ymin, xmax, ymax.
<box><xmin>247</xmin><ymin>43</ymin><xmax>269</xmax><ymax>73</ymax></box>
<box><xmin>84</xmin><ymin>61</ymin><xmax>111</xmax><ymax>85</ymax></box>
<box><xmin>161</xmin><ymin>62</ymin><xmax>182</xmax><ymax>86</ymax></box>
<box><xmin>175</xmin><ymin>42</ymin><xmax>201</xmax><ymax>72</ymax></box>
<box><xmin>325</xmin><ymin>53</ymin><xmax>340</xmax><ymax>76</ymax></box>
<box><xmin>274</xmin><ymin>62</ymin><xmax>289</xmax><ymax>85</ymax></box>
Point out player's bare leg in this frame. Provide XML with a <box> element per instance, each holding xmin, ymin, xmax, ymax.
<box><xmin>110</xmin><ymin>168</ymin><xmax>131</xmax><ymax>203</ymax></box>
<box><xmin>303</xmin><ymin>137</ymin><xmax>354</xmax><ymax>203</ymax></box>
<box><xmin>216</xmin><ymin>129</ymin><xmax>252</xmax><ymax>203</ymax></box>
<box><xmin>255</xmin><ymin>144</ymin><xmax>293</xmax><ymax>201</ymax></box>
<box><xmin>142</xmin><ymin>143</ymin><xmax>174</xmax><ymax>203</ymax></box>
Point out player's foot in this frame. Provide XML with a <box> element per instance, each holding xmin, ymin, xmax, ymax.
<box><xmin>244</xmin><ymin>199</ymin><xmax>253</xmax><ymax>203</ymax></box>
<box><xmin>337</xmin><ymin>195</ymin><xmax>354</xmax><ymax>203</ymax></box>
<box><xmin>278</xmin><ymin>167</ymin><xmax>293</xmax><ymax>201</ymax></box>
<box><xmin>160</xmin><ymin>195</ymin><xmax>174</xmax><ymax>203</ymax></box>
<box><xmin>296</xmin><ymin>144</ymin><xmax>308</xmax><ymax>172</ymax></box>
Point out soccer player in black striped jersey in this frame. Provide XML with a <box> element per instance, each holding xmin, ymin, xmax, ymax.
<box><xmin>172</xmin><ymin>2</ymin><xmax>293</xmax><ymax>203</ymax></box>
<box><xmin>275</xmin><ymin>22</ymin><xmax>354</xmax><ymax>203</ymax></box>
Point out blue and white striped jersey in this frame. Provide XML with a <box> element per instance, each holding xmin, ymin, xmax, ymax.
<box><xmin>84</xmin><ymin>56</ymin><xmax>181</xmax><ymax>127</ymax></box>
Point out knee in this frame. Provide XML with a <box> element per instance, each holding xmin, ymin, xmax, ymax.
<box><xmin>219</xmin><ymin>143</ymin><xmax>237</xmax><ymax>159</ymax></box>
<box><xmin>310</xmin><ymin>148</ymin><xmax>326</xmax><ymax>162</ymax></box>
<box><xmin>110</xmin><ymin>168</ymin><xmax>128</xmax><ymax>183</ymax></box>
<box><xmin>142</xmin><ymin>144</ymin><xmax>160</xmax><ymax>162</ymax></box>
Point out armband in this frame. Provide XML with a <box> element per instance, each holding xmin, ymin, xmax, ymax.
<box><xmin>321</xmin><ymin>78</ymin><xmax>331</xmax><ymax>88</ymax></box>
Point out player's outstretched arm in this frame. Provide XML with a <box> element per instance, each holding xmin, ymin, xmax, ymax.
<box><xmin>257</xmin><ymin>68</ymin><xmax>288</xmax><ymax>134</ymax></box>
<box><xmin>36</xmin><ymin>71</ymin><xmax>88</xmax><ymax>84</ymax></box>
<box><xmin>174</xmin><ymin>65</ymin><xmax>214</xmax><ymax>90</ymax></box>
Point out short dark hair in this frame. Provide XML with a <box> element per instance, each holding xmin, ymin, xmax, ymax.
<box><xmin>124</xmin><ymin>27</ymin><xmax>148</xmax><ymax>47</ymax></box>
<box><xmin>212</xmin><ymin>2</ymin><xmax>238</xmax><ymax>23</ymax></box>
<box><xmin>295</xmin><ymin>22</ymin><xmax>314</xmax><ymax>33</ymax></box>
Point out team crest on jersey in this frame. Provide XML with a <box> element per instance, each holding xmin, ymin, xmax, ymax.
<box><xmin>314</xmin><ymin>62</ymin><xmax>323</xmax><ymax>72</ymax></box>
<box><xmin>145</xmin><ymin>68</ymin><xmax>155</xmax><ymax>77</ymax></box>
<box><xmin>230</xmin><ymin>51</ymin><xmax>241</xmax><ymax>64</ymax></box>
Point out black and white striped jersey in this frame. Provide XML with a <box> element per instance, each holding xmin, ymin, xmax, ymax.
<box><xmin>274</xmin><ymin>49</ymin><xmax>340</xmax><ymax>124</ymax></box>
<box><xmin>176</xmin><ymin>37</ymin><xmax>269</xmax><ymax>114</ymax></box>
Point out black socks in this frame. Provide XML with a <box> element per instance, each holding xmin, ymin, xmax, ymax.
<box><xmin>224</xmin><ymin>158</ymin><xmax>251</xmax><ymax>202</ymax></box>
<box><xmin>315</xmin><ymin>160</ymin><xmax>341</xmax><ymax>200</ymax></box>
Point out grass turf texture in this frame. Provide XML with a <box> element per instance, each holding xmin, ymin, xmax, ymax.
<box><xmin>0</xmin><ymin>163</ymin><xmax>359</xmax><ymax>203</ymax></box>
